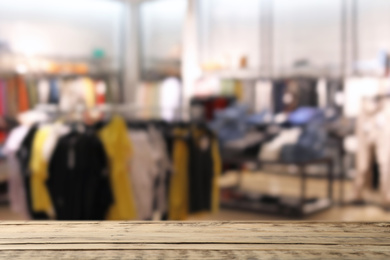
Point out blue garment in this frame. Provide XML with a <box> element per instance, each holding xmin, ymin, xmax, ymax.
<box><xmin>287</xmin><ymin>107</ymin><xmax>323</xmax><ymax>125</ymax></box>
<box><xmin>210</xmin><ymin>104</ymin><xmax>248</xmax><ymax>143</ymax></box>
<box><xmin>272</xmin><ymin>80</ymin><xmax>286</xmax><ymax>113</ymax></box>
<box><xmin>246</xmin><ymin>110</ymin><xmax>271</xmax><ymax>126</ymax></box>
<box><xmin>280</xmin><ymin>120</ymin><xmax>327</xmax><ymax>163</ymax></box>
<box><xmin>49</xmin><ymin>79</ymin><xmax>60</xmax><ymax>104</ymax></box>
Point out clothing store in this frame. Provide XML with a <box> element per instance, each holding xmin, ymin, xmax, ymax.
<box><xmin>1</xmin><ymin>0</ymin><xmax>390</xmax><ymax>224</ymax></box>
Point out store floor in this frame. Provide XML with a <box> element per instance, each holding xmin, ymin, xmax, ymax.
<box><xmin>189</xmin><ymin>171</ymin><xmax>390</xmax><ymax>222</ymax></box>
<box><xmin>1</xmin><ymin>171</ymin><xmax>389</xmax><ymax>221</ymax></box>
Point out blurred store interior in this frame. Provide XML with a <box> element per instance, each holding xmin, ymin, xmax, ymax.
<box><xmin>1</xmin><ymin>0</ymin><xmax>390</xmax><ymax>221</ymax></box>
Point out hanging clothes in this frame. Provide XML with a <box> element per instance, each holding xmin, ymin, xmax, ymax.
<box><xmin>95</xmin><ymin>80</ymin><xmax>107</xmax><ymax>105</ymax></box>
<box><xmin>234</xmin><ymin>80</ymin><xmax>244</xmax><ymax>101</ymax></box>
<box><xmin>211</xmin><ymin>137</ymin><xmax>222</xmax><ymax>213</ymax></box>
<box><xmin>0</xmin><ymin>81</ymin><xmax>5</xmax><ymax>117</ymax></box>
<box><xmin>16</xmin><ymin>125</ymin><xmax>49</xmax><ymax>219</ymax></box>
<box><xmin>147</xmin><ymin>125</ymin><xmax>172</xmax><ymax>219</ymax></box>
<box><xmin>272</xmin><ymin>80</ymin><xmax>287</xmax><ymax>114</ymax></box>
<box><xmin>105</xmin><ymin>79</ymin><xmax>114</xmax><ymax>104</ymax></box>
<box><xmin>6</xmin><ymin>78</ymin><xmax>18</xmax><ymax>118</ymax></box>
<box><xmin>188</xmin><ymin>127</ymin><xmax>212</xmax><ymax>213</ymax></box>
<box><xmin>169</xmin><ymin>129</ymin><xmax>190</xmax><ymax>220</ymax></box>
<box><xmin>83</xmin><ymin>77</ymin><xmax>96</xmax><ymax>109</ymax></box>
<box><xmin>38</xmin><ymin>79</ymin><xmax>50</xmax><ymax>104</ymax></box>
<box><xmin>42</xmin><ymin>122</ymin><xmax>71</xmax><ymax>162</ymax></box>
<box><xmin>128</xmin><ymin>130</ymin><xmax>159</xmax><ymax>220</ymax></box>
<box><xmin>107</xmin><ymin>77</ymin><xmax>121</xmax><ymax>104</ymax></box>
<box><xmin>3</xmin><ymin>125</ymin><xmax>31</xmax><ymax>219</ymax></box>
<box><xmin>160</xmin><ymin>78</ymin><xmax>181</xmax><ymax>121</ymax></box>
<box><xmin>98</xmin><ymin>116</ymin><xmax>137</xmax><ymax>220</ymax></box>
<box><xmin>15</xmin><ymin>76</ymin><xmax>30</xmax><ymax>113</ymax></box>
<box><xmin>26</xmin><ymin>78</ymin><xmax>38</xmax><ymax>109</ymax></box>
<box><xmin>47</xmin><ymin>130</ymin><xmax>113</xmax><ymax>220</ymax></box>
<box><xmin>255</xmin><ymin>80</ymin><xmax>273</xmax><ymax>113</ymax></box>
<box><xmin>343</xmin><ymin>77</ymin><xmax>390</xmax><ymax>117</ymax></box>
<box><xmin>295</xmin><ymin>78</ymin><xmax>318</xmax><ymax>108</ymax></box>
<box><xmin>0</xmin><ymin>81</ymin><xmax>5</xmax><ymax>144</ymax></box>
<box><xmin>188</xmin><ymin>127</ymin><xmax>221</xmax><ymax>213</ymax></box>
<box><xmin>316</xmin><ymin>78</ymin><xmax>328</xmax><ymax>109</ymax></box>
<box><xmin>59</xmin><ymin>78</ymin><xmax>85</xmax><ymax>112</ymax></box>
<box><xmin>29</xmin><ymin>125</ymin><xmax>54</xmax><ymax>218</ymax></box>
<box><xmin>49</xmin><ymin>79</ymin><xmax>60</xmax><ymax>104</ymax></box>
<box><xmin>221</xmin><ymin>79</ymin><xmax>236</xmax><ymax>96</ymax></box>
<box><xmin>354</xmin><ymin>98</ymin><xmax>390</xmax><ymax>207</ymax></box>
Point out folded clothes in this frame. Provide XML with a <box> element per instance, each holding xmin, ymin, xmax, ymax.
<box><xmin>210</xmin><ymin>104</ymin><xmax>249</xmax><ymax>143</ymax></box>
<box><xmin>280</xmin><ymin>120</ymin><xmax>327</xmax><ymax>162</ymax></box>
<box><xmin>287</xmin><ymin>107</ymin><xmax>324</xmax><ymax>125</ymax></box>
<box><xmin>225</xmin><ymin>132</ymin><xmax>265</xmax><ymax>151</ymax></box>
<box><xmin>259</xmin><ymin>128</ymin><xmax>302</xmax><ymax>161</ymax></box>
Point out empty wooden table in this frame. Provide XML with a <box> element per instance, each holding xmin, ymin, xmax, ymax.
<box><xmin>0</xmin><ymin>221</ymin><xmax>389</xmax><ymax>259</ymax></box>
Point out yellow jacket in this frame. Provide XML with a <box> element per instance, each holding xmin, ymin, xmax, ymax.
<box><xmin>211</xmin><ymin>138</ymin><xmax>221</xmax><ymax>213</ymax></box>
<box><xmin>30</xmin><ymin>126</ymin><xmax>54</xmax><ymax>217</ymax></box>
<box><xmin>169</xmin><ymin>129</ymin><xmax>189</xmax><ymax>220</ymax></box>
<box><xmin>99</xmin><ymin>116</ymin><xmax>137</xmax><ymax>220</ymax></box>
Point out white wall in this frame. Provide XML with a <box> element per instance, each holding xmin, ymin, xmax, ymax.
<box><xmin>0</xmin><ymin>0</ymin><xmax>124</xmax><ymax>64</ymax></box>
<box><xmin>273</xmin><ymin>0</ymin><xmax>341</xmax><ymax>74</ymax></box>
<box><xmin>139</xmin><ymin>0</ymin><xmax>187</xmax><ymax>77</ymax></box>
<box><xmin>358</xmin><ymin>0</ymin><xmax>390</xmax><ymax>61</ymax></box>
<box><xmin>198</xmin><ymin>0</ymin><xmax>343</xmax><ymax>75</ymax></box>
<box><xmin>198</xmin><ymin>0</ymin><xmax>261</xmax><ymax>70</ymax></box>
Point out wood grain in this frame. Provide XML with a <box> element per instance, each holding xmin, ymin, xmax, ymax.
<box><xmin>0</xmin><ymin>222</ymin><xmax>388</xmax><ymax>259</ymax></box>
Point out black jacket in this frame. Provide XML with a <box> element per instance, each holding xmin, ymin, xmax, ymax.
<box><xmin>47</xmin><ymin>131</ymin><xmax>113</xmax><ymax>220</ymax></box>
<box><xmin>17</xmin><ymin>125</ymin><xmax>48</xmax><ymax>219</ymax></box>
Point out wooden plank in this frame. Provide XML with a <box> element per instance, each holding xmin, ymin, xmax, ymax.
<box><xmin>0</xmin><ymin>243</ymin><xmax>390</xmax><ymax>252</ymax></box>
<box><xmin>0</xmin><ymin>222</ymin><xmax>388</xmax><ymax>259</ymax></box>
<box><xmin>0</xmin><ymin>222</ymin><xmax>389</xmax><ymax>246</ymax></box>
<box><xmin>0</xmin><ymin>222</ymin><xmax>390</xmax><ymax>246</ymax></box>
<box><xmin>1</xmin><ymin>221</ymin><xmax>390</xmax><ymax>232</ymax></box>
<box><xmin>0</xmin><ymin>248</ymin><xmax>389</xmax><ymax>260</ymax></box>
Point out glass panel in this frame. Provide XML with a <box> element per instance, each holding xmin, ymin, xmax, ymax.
<box><xmin>198</xmin><ymin>0</ymin><xmax>261</xmax><ymax>71</ymax></box>
<box><xmin>358</xmin><ymin>0</ymin><xmax>390</xmax><ymax>63</ymax></box>
<box><xmin>139</xmin><ymin>0</ymin><xmax>187</xmax><ymax>80</ymax></box>
<box><xmin>273</xmin><ymin>0</ymin><xmax>341</xmax><ymax>75</ymax></box>
<box><xmin>0</xmin><ymin>0</ymin><xmax>124</xmax><ymax>67</ymax></box>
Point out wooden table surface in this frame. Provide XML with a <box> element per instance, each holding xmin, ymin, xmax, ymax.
<box><xmin>0</xmin><ymin>221</ymin><xmax>389</xmax><ymax>259</ymax></box>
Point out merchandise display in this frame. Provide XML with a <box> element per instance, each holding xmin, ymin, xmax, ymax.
<box><xmin>2</xmin><ymin>114</ymin><xmax>222</xmax><ymax>220</ymax></box>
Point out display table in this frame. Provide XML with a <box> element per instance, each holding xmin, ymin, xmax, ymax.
<box><xmin>221</xmin><ymin>158</ymin><xmax>335</xmax><ymax>217</ymax></box>
<box><xmin>0</xmin><ymin>221</ymin><xmax>389</xmax><ymax>259</ymax></box>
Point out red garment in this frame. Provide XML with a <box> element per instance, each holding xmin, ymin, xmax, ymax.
<box><xmin>0</xmin><ymin>132</ymin><xmax>5</xmax><ymax>144</ymax></box>
<box><xmin>206</xmin><ymin>97</ymin><xmax>229</xmax><ymax>121</ymax></box>
<box><xmin>0</xmin><ymin>81</ymin><xmax>4</xmax><ymax>117</ymax></box>
<box><xmin>16</xmin><ymin>76</ymin><xmax>30</xmax><ymax>112</ymax></box>
<box><xmin>213</xmin><ymin>97</ymin><xmax>228</xmax><ymax>111</ymax></box>
<box><xmin>95</xmin><ymin>81</ymin><xmax>106</xmax><ymax>105</ymax></box>
<box><xmin>6</xmin><ymin>78</ymin><xmax>18</xmax><ymax>118</ymax></box>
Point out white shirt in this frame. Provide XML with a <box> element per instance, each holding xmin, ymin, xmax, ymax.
<box><xmin>128</xmin><ymin>130</ymin><xmax>159</xmax><ymax>220</ymax></box>
<box><xmin>3</xmin><ymin>125</ymin><xmax>30</xmax><ymax>219</ymax></box>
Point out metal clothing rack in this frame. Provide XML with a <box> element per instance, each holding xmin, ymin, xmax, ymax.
<box><xmin>221</xmin><ymin>157</ymin><xmax>335</xmax><ymax>218</ymax></box>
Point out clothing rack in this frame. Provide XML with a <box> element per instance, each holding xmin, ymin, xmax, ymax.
<box><xmin>6</xmin><ymin>115</ymin><xmax>221</xmax><ymax>220</ymax></box>
<box><xmin>99</xmin><ymin>104</ymin><xmax>193</xmax><ymax>122</ymax></box>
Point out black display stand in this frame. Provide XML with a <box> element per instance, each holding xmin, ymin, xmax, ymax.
<box><xmin>221</xmin><ymin>157</ymin><xmax>335</xmax><ymax>217</ymax></box>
